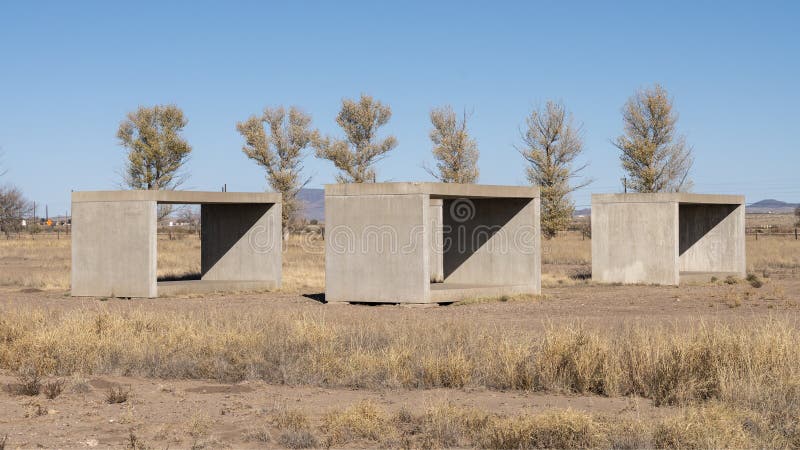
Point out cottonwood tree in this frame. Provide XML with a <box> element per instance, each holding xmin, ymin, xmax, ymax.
<box><xmin>237</xmin><ymin>106</ymin><xmax>316</xmax><ymax>231</ymax></box>
<box><xmin>314</xmin><ymin>94</ymin><xmax>397</xmax><ymax>183</ymax></box>
<box><xmin>425</xmin><ymin>105</ymin><xmax>479</xmax><ymax>183</ymax></box>
<box><xmin>614</xmin><ymin>84</ymin><xmax>693</xmax><ymax>193</ymax></box>
<box><xmin>117</xmin><ymin>104</ymin><xmax>192</xmax><ymax>219</ymax></box>
<box><xmin>519</xmin><ymin>101</ymin><xmax>590</xmax><ymax>239</ymax></box>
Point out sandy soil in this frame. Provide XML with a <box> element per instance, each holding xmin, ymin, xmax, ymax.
<box><xmin>0</xmin><ymin>374</ymin><xmax>672</xmax><ymax>449</ymax></box>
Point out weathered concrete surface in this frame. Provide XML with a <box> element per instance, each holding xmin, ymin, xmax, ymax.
<box><xmin>325</xmin><ymin>193</ymin><xmax>429</xmax><ymax>303</ymax></box>
<box><xmin>325</xmin><ymin>183</ymin><xmax>540</xmax><ymax>304</ymax></box>
<box><xmin>71</xmin><ymin>191</ymin><xmax>281</xmax><ymax>298</ymax></box>
<box><xmin>591</xmin><ymin>193</ymin><xmax>745</xmax><ymax>286</ymax></box>
<box><xmin>71</xmin><ymin>200</ymin><xmax>157</xmax><ymax>297</ymax></box>
<box><xmin>201</xmin><ymin>203</ymin><xmax>282</xmax><ymax>284</ymax></box>
<box><xmin>72</xmin><ymin>190</ymin><xmax>280</xmax><ymax>204</ymax></box>
<box><xmin>326</xmin><ymin>182</ymin><xmax>537</xmax><ymax>198</ymax></box>
<box><xmin>592</xmin><ymin>200</ymin><xmax>678</xmax><ymax>285</ymax></box>
<box><xmin>429</xmin><ymin>199</ymin><xmax>444</xmax><ymax>283</ymax></box>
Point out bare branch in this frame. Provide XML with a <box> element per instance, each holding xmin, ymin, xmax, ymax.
<box><xmin>237</xmin><ymin>105</ymin><xmax>316</xmax><ymax>230</ymax></box>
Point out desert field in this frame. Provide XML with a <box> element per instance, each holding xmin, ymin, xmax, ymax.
<box><xmin>0</xmin><ymin>229</ymin><xmax>799</xmax><ymax>448</ymax></box>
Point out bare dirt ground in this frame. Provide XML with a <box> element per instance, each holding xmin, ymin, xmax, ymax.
<box><xmin>0</xmin><ymin>374</ymin><xmax>670</xmax><ymax>449</ymax></box>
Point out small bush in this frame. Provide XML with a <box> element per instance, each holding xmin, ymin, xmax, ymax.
<box><xmin>0</xmin><ymin>433</ymin><xmax>7</xmax><ymax>450</ymax></box>
<box><xmin>185</xmin><ymin>413</ymin><xmax>212</xmax><ymax>439</ymax></box>
<box><xmin>106</xmin><ymin>385</ymin><xmax>130</xmax><ymax>404</ymax></box>
<box><xmin>43</xmin><ymin>379</ymin><xmax>65</xmax><ymax>399</ymax></box>
<box><xmin>15</xmin><ymin>367</ymin><xmax>41</xmax><ymax>396</ymax></box>
<box><xmin>278</xmin><ymin>430</ymin><xmax>318</xmax><ymax>449</ymax></box>
<box><xmin>321</xmin><ymin>400</ymin><xmax>391</xmax><ymax>445</ymax></box>
<box><xmin>724</xmin><ymin>276</ymin><xmax>739</xmax><ymax>285</ymax></box>
<box><xmin>127</xmin><ymin>431</ymin><xmax>149</xmax><ymax>450</ymax></box>
<box><xmin>272</xmin><ymin>408</ymin><xmax>310</xmax><ymax>431</ymax></box>
<box><xmin>746</xmin><ymin>273</ymin><xmax>763</xmax><ymax>288</ymax></box>
<box><xmin>243</xmin><ymin>426</ymin><xmax>270</xmax><ymax>443</ymax></box>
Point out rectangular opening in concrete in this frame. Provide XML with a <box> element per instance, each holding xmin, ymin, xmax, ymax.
<box><xmin>678</xmin><ymin>202</ymin><xmax>743</xmax><ymax>283</ymax></box>
<box><xmin>157</xmin><ymin>202</ymin><xmax>279</xmax><ymax>296</ymax></box>
<box><xmin>71</xmin><ymin>191</ymin><xmax>281</xmax><ymax>298</ymax></box>
<box><xmin>431</xmin><ymin>197</ymin><xmax>536</xmax><ymax>301</ymax></box>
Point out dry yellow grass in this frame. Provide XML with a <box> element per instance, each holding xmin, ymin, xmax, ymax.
<box><xmin>249</xmin><ymin>398</ymin><xmax>790</xmax><ymax>448</ymax></box>
<box><xmin>747</xmin><ymin>235</ymin><xmax>800</xmax><ymax>271</ymax></box>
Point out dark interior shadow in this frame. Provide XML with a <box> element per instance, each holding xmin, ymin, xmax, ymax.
<box><xmin>678</xmin><ymin>204</ymin><xmax>738</xmax><ymax>256</ymax></box>
<box><xmin>199</xmin><ymin>203</ymin><xmax>273</xmax><ymax>277</ymax></box>
<box><xmin>442</xmin><ymin>197</ymin><xmax>531</xmax><ymax>279</ymax></box>
<box><xmin>302</xmin><ymin>293</ymin><xmax>327</xmax><ymax>304</ymax></box>
<box><xmin>158</xmin><ymin>272</ymin><xmax>201</xmax><ymax>282</ymax></box>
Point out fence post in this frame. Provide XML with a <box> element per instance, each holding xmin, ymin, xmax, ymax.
<box><xmin>795</xmin><ymin>227</ymin><xmax>798</xmax><ymax>240</ymax></box>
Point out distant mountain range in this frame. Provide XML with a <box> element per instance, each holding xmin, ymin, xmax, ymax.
<box><xmin>747</xmin><ymin>199</ymin><xmax>799</xmax><ymax>214</ymax></box>
<box><xmin>294</xmin><ymin>189</ymin><xmax>798</xmax><ymax>222</ymax></box>
<box><xmin>297</xmin><ymin>188</ymin><xmax>325</xmax><ymax>222</ymax></box>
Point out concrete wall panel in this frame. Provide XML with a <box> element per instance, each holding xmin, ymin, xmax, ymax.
<box><xmin>429</xmin><ymin>199</ymin><xmax>444</xmax><ymax>283</ymax></box>
<box><xmin>71</xmin><ymin>200</ymin><xmax>157</xmax><ymax>297</ymax></box>
<box><xmin>325</xmin><ymin>194</ymin><xmax>428</xmax><ymax>303</ymax></box>
<box><xmin>200</xmin><ymin>203</ymin><xmax>282</xmax><ymax>283</ymax></box>
<box><xmin>592</xmin><ymin>201</ymin><xmax>679</xmax><ymax>285</ymax></box>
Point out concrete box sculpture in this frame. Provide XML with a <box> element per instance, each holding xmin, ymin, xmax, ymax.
<box><xmin>325</xmin><ymin>182</ymin><xmax>541</xmax><ymax>304</ymax></box>
<box><xmin>71</xmin><ymin>191</ymin><xmax>281</xmax><ymax>297</ymax></box>
<box><xmin>591</xmin><ymin>193</ymin><xmax>745</xmax><ymax>285</ymax></box>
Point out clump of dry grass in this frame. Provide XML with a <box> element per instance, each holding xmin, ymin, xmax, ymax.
<box><xmin>42</xmin><ymin>378</ymin><xmax>65</xmax><ymax>399</ymax></box>
<box><xmin>652</xmin><ymin>403</ymin><xmax>753</xmax><ymax>449</ymax></box>
<box><xmin>478</xmin><ymin>409</ymin><xmax>609</xmax><ymax>449</ymax></box>
<box><xmin>14</xmin><ymin>366</ymin><xmax>42</xmax><ymax>396</ymax></box>
<box><xmin>106</xmin><ymin>385</ymin><xmax>130</xmax><ymax>404</ymax></box>
<box><xmin>270</xmin><ymin>407</ymin><xmax>318</xmax><ymax>449</ymax></box>
<box><xmin>321</xmin><ymin>400</ymin><xmax>392</xmax><ymax>446</ymax></box>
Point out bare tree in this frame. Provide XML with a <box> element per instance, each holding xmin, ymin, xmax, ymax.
<box><xmin>314</xmin><ymin>94</ymin><xmax>397</xmax><ymax>183</ymax></box>
<box><xmin>519</xmin><ymin>101</ymin><xmax>590</xmax><ymax>239</ymax></box>
<box><xmin>117</xmin><ymin>104</ymin><xmax>192</xmax><ymax>219</ymax></box>
<box><xmin>0</xmin><ymin>185</ymin><xmax>30</xmax><ymax>235</ymax></box>
<box><xmin>425</xmin><ymin>105</ymin><xmax>479</xmax><ymax>183</ymax></box>
<box><xmin>237</xmin><ymin>106</ymin><xmax>316</xmax><ymax>231</ymax></box>
<box><xmin>614</xmin><ymin>84</ymin><xmax>693</xmax><ymax>193</ymax></box>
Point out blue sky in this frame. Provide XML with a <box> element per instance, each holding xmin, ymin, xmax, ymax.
<box><xmin>1</xmin><ymin>1</ymin><xmax>798</xmax><ymax>216</ymax></box>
